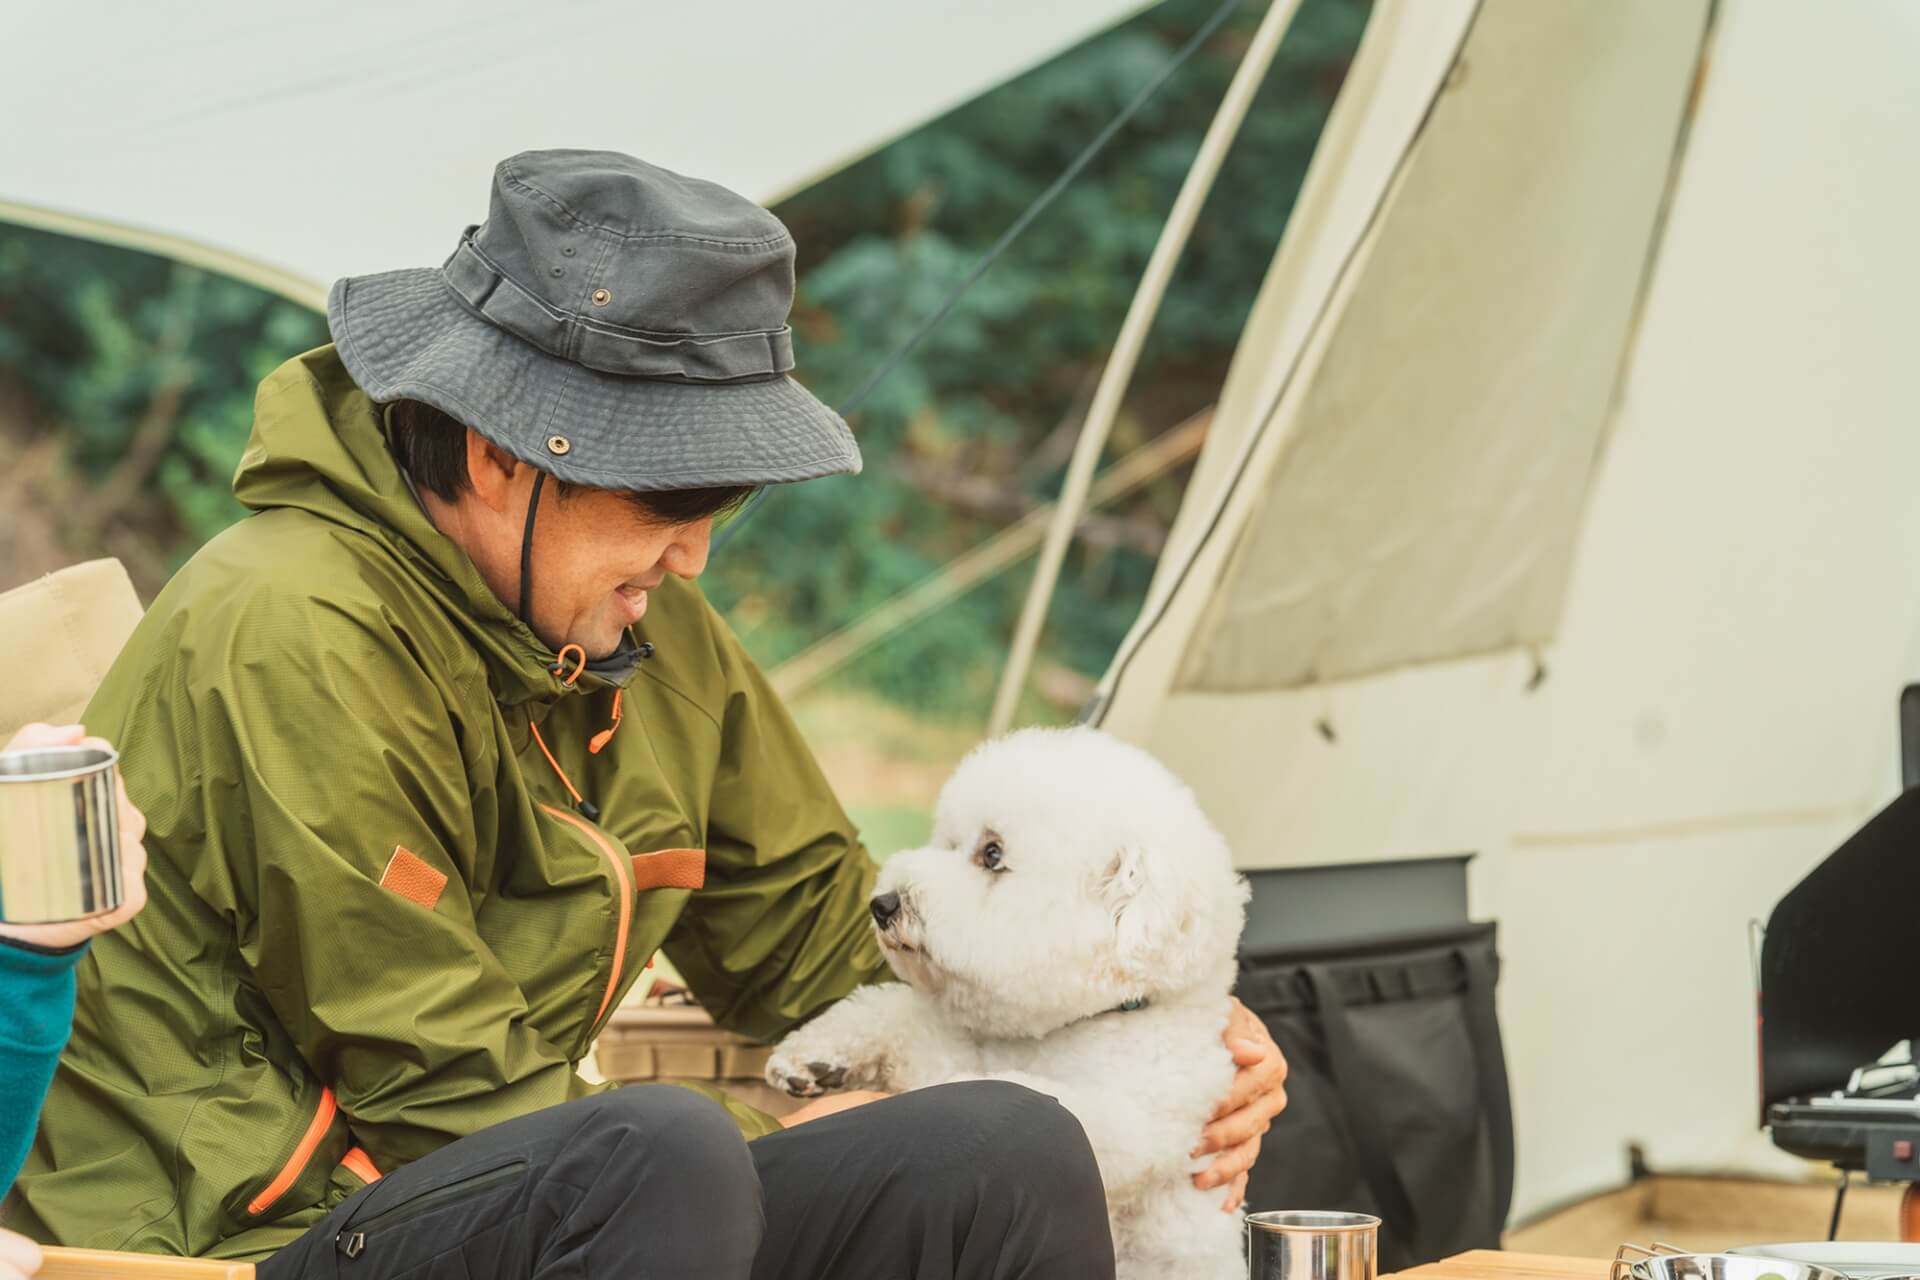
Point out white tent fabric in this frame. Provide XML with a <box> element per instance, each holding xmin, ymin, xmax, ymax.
<box><xmin>1101</xmin><ymin>0</ymin><xmax>1485</xmax><ymax>731</ymax></box>
<box><xmin>0</xmin><ymin>0</ymin><xmax>1148</xmax><ymax>305</ymax></box>
<box><xmin>1179</xmin><ymin>0</ymin><xmax>1709</xmax><ymax>692</ymax></box>
<box><xmin>1098</xmin><ymin>0</ymin><xmax>1920</xmax><ymax>1222</ymax></box>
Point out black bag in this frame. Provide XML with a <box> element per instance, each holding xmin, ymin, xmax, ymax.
<box><xmin>1235</xmin><ymin>921</ymin><xmax>1515</xmax><ymax>1271</ymax></box>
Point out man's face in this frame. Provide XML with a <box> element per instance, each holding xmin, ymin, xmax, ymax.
<box><xmin>524</xmin><ymin>484</ymin><xmax>712</xmax><ymax>659</ymax></box>
<box><xmin>426</xmin><ymin>430</ymin><xmax>715</xmax><ymax>661</ymax></box>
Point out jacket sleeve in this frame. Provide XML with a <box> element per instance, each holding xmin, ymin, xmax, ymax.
<box><xmin>164</xmin><ymin>597</ymin><xmax>611</xmax><ymax>1171</ymax></box>
<box><xmin>662</xmin><ymin>606</ymin><xmax>892</xmax><ymax>1044</ymax></box>
<box><xmin>0</xmin><ymin>939</ymin><xmax>83</xmax><ymax>1190</ymax></box>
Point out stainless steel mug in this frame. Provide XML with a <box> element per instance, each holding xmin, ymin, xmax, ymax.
<box><xmin>0</xmin><ymin>745</ymin><xmax>124</xmax><ymax>924</ymax></box>
<box><xmin>1246</xmin><ymin>1211</ymin><xmax>1380</xmax><ymax>1280</ymax></box>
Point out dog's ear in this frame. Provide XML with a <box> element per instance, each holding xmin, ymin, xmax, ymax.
<box><xmin>1102</xmin><ymin>844</ymin><xmax>1190</xmax><ymax>977</ymax></box>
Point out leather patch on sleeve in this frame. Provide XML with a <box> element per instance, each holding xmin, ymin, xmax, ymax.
<box><xmin>630</xmin><ymin>848</ymin><xmax>705</xmax><ymax>892</ymax></box>
<box><xmin>379</xmin><ymin>846</ymin><xmax>448</xmax><ymax>911</ymax></box>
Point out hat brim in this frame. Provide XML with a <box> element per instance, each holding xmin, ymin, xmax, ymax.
<box><xmin>328</xmin><ymin>269</ymin><xmax>861</xmax><ymax>492</ymax></box>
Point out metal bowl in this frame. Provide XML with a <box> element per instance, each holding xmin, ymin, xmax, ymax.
<box><xmin>1619</xmin><ymin>1252</ymin><xmax>1855</xmax><ymax>1280</ymax></box>
<box><xmin>1728</xmin><ymin>1244</ymin><xmax>1920</xmax><ymax>1280</ymax></box>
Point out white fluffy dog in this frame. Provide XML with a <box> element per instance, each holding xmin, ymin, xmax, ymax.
<box><xmin>766</xmin><ymin>726</ymin><xmax>1249</xmax><ymax>1279</ymax></box>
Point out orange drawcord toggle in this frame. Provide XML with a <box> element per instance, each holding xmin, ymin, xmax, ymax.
<box><xmin>551</xmin><ymin>643</ymin><xmax>587</xmax><ymax>687</ymax></box>
<box><xmin>589</xmin><ymin>689</ymin><xmax>623</xmax><ymax>755</ymax></box>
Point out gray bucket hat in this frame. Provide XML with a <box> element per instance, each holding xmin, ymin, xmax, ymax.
<box><xmin>327</xmin><ymin>149</ymin><xmax>860</xmax><ymax>492</ymax></box>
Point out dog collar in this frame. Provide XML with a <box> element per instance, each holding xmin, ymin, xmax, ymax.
<box><xmin>1066</xmin><ymin>996</ymin><xmax>1150</xmax><ymax>1032</ymax></box>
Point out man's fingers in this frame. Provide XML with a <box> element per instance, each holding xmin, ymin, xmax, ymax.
<box><xmin>1210</xmin><ymin>1039</ymin><xmax>1287</xmax><ymax>1122</ymax></box>
<box><xmin>1197</xmin><ymin>1097</ymin><xmax>1279</xmax><ymax>1156</ymax></box>
<box><xmin>1193</xmin><ymin>1133</ymin><xmax>1262</xmax><ymax>1190</ymax></box>
<box><xmin>1222</xmin><ymin>1082</ymin><xmax>1289</xmax><ymax>1137</ymax></box>
<box><xmin>1223</xmin><ymin>1170</ymin><xmax>1250</xmax><ymax>1213</ymax></box>
<box><xmin>1229</xmin><ymin>1036</ymin><xmax>1270</xmax><ymax>1067</ymax></box>
<box><xmin>1224</xmin><ymin>999</ymin><xmax>1284</xmax><ymax>1068</ymax></box>
<box><xmin>1212</xmin><ymin>1061</ymin><xmax>1263</xmax><ymax>1121</ymax></box>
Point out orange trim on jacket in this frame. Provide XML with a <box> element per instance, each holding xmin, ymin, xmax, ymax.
<box><xmin>540</xmin><ymin>804</ymin><xmax>634</xmax><ymax>1028</ymax></box>
<box><xmin>247</xmin><ymin>1087</ymin><xmax>337</xmax><ymax>1216</ymax></box>
<box><xmin>340</xmin><ymin>1147</ymin><xmax>382</xmax><ymax>1185</ymax></box>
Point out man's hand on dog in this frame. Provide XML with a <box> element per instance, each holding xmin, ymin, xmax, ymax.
<box><xmin>1194</xmin><ymin>999</ymin><xmax>1288</xmax><ymax>1212</ymax></box>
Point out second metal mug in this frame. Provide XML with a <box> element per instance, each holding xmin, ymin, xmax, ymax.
<box><xmin>0</xmin><ymin>745</ymin><xmax>124</xmax><ymax>924</ymax></box>
<box><xmin>1247</xmin><ymin>1210</ymin><xmax>1381</xmax><ymax>1280</ymax></box>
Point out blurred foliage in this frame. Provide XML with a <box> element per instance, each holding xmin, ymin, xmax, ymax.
<box><xmin>0</xmin><ymin>233</ymin><xmax>328</xmax><ymax>586</ymax></box>
<box><xmin>0</xmin><ymin>0</ymin><xmax>1367</xmax><ymax>719</ymax></box>
<box><xmin>710</xmin><ymin>0</ymin><xmax>1368</xmax><ymax>714</ymax></box>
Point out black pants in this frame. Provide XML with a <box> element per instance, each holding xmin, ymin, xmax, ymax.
<box><xmin>260</xmin><ymin>1082</ymin><xmax>1115</xmax><ymax>1280</ymax></box>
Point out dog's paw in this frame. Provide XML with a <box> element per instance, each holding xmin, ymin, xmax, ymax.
<box><xmin>764</xmin><ymin>1049</ymin><xmax>852</xmax><ymax>1098</ymax></box>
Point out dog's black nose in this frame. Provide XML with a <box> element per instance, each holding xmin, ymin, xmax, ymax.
<box><xmin>870</xmin><ymin>891</ymin><xmax>902</xmax><ymax>928</ymax></box>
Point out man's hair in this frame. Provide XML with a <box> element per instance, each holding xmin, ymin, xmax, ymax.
<box><xmin>384</xmin><ymin>399</ymin><xmax>753</xmax><ymax>525</ymax></box>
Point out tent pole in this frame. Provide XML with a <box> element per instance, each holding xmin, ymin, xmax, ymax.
<box><xmin>986</xmin><ymin>0</ymin><xmax>1304</xmax><ymax>737</ymax></box>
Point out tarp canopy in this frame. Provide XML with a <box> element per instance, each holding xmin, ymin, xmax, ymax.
<box><xmin>0</xmin><ymin>0</ymin><xmax>1149</xmax><ymax>304</ymax></box>
<box><xmin>1094</xmin><ymin>0</ymin><xmax>1920</xmax><ymax>1222</ymax></box>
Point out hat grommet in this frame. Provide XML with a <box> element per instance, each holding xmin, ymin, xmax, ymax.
<box><xmin>546</xmin><ymin>435</ymin><xmax>572</xmax><ymax>456</ymax></box>
<box><xmin>591</xmin><ymin>288</ymin><xmax>611</xmax><ymax>306</ymax></box>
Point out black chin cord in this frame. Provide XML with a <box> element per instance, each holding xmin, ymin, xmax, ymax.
<box><xmin>517</xmin><ymin>471</ymin><xmax>546</xmax><ymax>629</ymax></box>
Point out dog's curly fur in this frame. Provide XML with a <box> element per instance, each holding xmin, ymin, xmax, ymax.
<box><xmin>768</xmin><ymin>726</ymin><xmax>1249</xmax><ymax>1279</ymax></box>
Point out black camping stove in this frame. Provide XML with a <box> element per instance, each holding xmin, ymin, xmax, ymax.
<box><xmin>1760</xmin><ymin>690</ymin><xmax>1920</xmax><ymax>1185</ymax></box>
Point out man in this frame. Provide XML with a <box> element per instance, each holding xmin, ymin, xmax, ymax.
<box><xmin>8</xmin><ymin>151</ymin><xmax>1286</xmax><ymax>1277</ymax></box>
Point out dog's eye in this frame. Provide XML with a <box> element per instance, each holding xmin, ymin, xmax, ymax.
<box><xmin>975</xmin><ymin>839</ymin><xmax>1006</xmax><ymax>872</ymax></box>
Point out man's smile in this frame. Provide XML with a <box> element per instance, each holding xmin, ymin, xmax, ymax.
<box><xmin>613</xmin><ymin>582</ymin><xmax>650</xmax><ymax>623</ymax></box>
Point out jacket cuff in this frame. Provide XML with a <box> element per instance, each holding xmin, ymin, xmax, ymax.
<box><xmin>0</xmin><ymin>935</ymin><xmax>89</xmax><ymax>965</ymax></box>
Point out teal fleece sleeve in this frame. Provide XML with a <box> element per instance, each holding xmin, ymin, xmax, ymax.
<box><xmin>0</xmin><ymin>938</ymin><xmax>84</xmax><ymax>1190</ymax></box>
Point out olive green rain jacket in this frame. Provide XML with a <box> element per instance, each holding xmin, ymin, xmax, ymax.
<box><xmin>7</xmin><ymin>346</ymin><xmax>885</xmax><ymax>1260</ymax></box>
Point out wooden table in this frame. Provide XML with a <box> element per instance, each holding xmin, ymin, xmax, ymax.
<box><xmin>1389</xmin><ymin>1251</ymin><xmax>1611</xmax><ymax>1280</ymax></box>
<box><xmin>32</xmin><ymin>1243</ymin><xmax>1604</xmax><ymax>1280</ymax></box>
<box><xmin>32</xmin><ymin>1245</ymin><xmax>1608</xmax><ymax>1280</ymax></box>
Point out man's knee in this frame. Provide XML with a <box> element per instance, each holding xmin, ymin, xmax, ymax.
<box><xmin>575</xmin><ymin>1086</ymin><xmax>758</xmax><ymax>1204</ymax></box>
<box><xmin>905</xmin><ymin>1081</ymin><xmax>1106</xmax><ymax>1210</ymax></box>
<box><xmin>505</xmin><ymin>1089</ymin><xmax>761</xmax><ymax>1276</ymax></box>
<box><xmin>969</xmin><ymin>1082</ymin><xmax>1105</xmax><ymax>1201</ymax></box>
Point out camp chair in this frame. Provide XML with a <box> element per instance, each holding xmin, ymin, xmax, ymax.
<box><xmin>0</xmin><ymin>560</ymin><xmax>259</xmax><ymax>1280</ymax></box>
<box><xmin>0</xmin><ymin>559</ymin><xmax>144</xmax><ymax>732</ymax></box>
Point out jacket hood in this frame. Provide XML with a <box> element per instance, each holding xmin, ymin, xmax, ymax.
<box><xmin>232</xmin><ymin>345</ymin><xmax>638</xmax><ymax>705</ymax></box>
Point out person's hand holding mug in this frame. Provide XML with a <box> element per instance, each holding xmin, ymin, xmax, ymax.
<box><xmin>0</xmin><ymin>722</ymin><xmax>149</xmax><ymax>948</ymax></box>
<box><xmin>0</xmin><ymin>724</ymin><xmax>149</xmax><ymax>1280</ymax></box>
